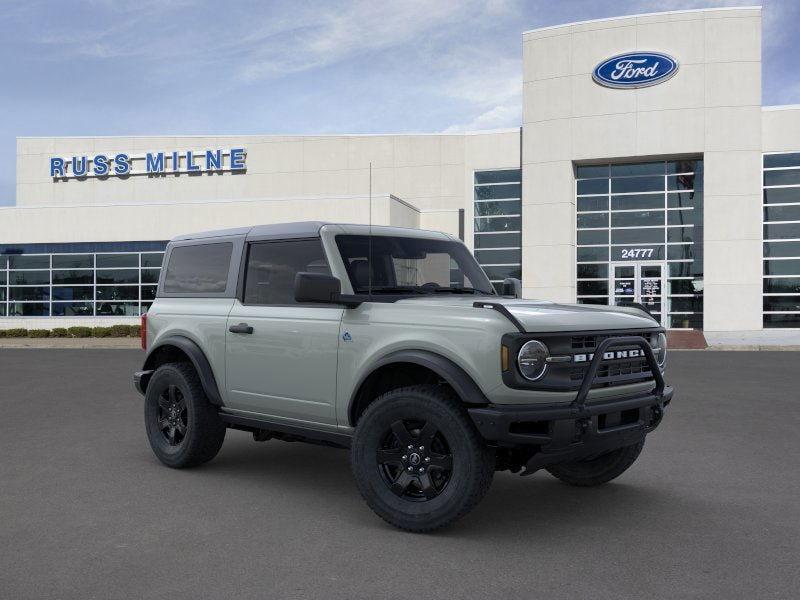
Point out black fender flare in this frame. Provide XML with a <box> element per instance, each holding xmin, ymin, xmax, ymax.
<box><xmin>142</xmin><ymin>335</ymin><xmax>224</xmax><ymax>406</ymax></box>
<box><xmin>349</xmin><ymin>349</ymin><xmax>489</xmax><ymax>425</ymax></box>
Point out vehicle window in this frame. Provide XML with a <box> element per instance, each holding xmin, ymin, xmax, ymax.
<box><xmin>243</xmin><ymin>239</ymin><xmax>330</xmax><ymax>305</ymax></box>
<box><xmin>335</xmin><ymin>235</ymin><xmax>494</xmax><ymax>295</ymax></box>
<box><xmin>162</xmin><ymin>242</ymin><xmax>232</xmax><ymax>294</ymax></box>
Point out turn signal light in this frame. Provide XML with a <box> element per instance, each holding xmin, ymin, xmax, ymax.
<box><xmin>501</xmin><ymin>345</ymin><xmax>509</xmax><ymax>371</ymax></box>
<box><xmin>140</xmin><ymin>313</ymin><xmax>147</xmax><ymax>350</ymax></box>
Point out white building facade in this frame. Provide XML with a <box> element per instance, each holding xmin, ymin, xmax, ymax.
<box><xmin>2</xmin><ymin>6</ymin><xmax>799</xmax><ymax>341</ymax></box>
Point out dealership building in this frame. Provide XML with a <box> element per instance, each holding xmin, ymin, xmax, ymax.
<box><xmin>2</xmin><ymin>6</ymin><xmax>799</xmax><ymax>343</ymax></box>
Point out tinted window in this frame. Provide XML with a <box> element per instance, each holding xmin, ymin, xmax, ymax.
<box><xmin>96</xmin><ymin>253</ymin><xmax>138</xmax><ymax>268</ymax></box>
<box><xmin>162</xmin><ymin>243</ymin><xmax>232</xmax><ymax>294</ymax></box>
<box><xmin>244</xmin><ymin>239</ymin><xmax>330</xmax><ymax>305</ymax></box>
<box><xmin>474</xmin><ymin>200</ymin><xmax>521</xmax><ymax>216</ymax></box>
<box><xmin>474</xmin><ymin>184</ymin><xmax>521</xmax><ymax>200</ymax></box>
<box><xmin>52</xmin><ymin>254</ymin><xmax>93</xmax><ymax>269</ymax></box>
<box><xmin>336</xmin><ymin>235</ymin><xmax>493</xmax><ymax>293</ymax></box>
<box><xmin>577</xmin><ymin>212</ymin><xmax>608</xmax><ymax>228</ymax></box>
<box><xmin>474</xmin><ymin>170</ymin><xmax>520</xmax><ymax>184</ymax></box>
<box><xmin>9</xmin><ymin>255</ymin><xmax>49</xmax><ymax>269</ymax></box>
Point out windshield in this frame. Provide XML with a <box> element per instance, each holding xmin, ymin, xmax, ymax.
<box><xmin>335</xmin><ymin>234</ymin><xmax>495</xmax><ymax>296</ymax></box>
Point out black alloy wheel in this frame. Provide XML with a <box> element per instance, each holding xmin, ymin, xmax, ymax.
<box><xmin>351</xmin><ymin>384</ymin><xmax>494</xmax><ymax>532</ymax></box>
<box><xmin>377</xmin><ymin>419</ymin><xmax>454</xmax><ymax>501</ymax></box>
<box><xmin>157</xmin><ymin>384</ymin><xmax>188</xmax><ymax>446</ymax></box>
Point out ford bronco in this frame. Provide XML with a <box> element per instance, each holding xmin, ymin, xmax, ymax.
<box><xmin>134</xmin><ymin>222</ymin><xmax>672</xmax><ymax>532</ymax></box>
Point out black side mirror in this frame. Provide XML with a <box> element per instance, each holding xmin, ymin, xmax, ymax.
<box><xmin>501</xmin><ymin>277</ymin><xmax>522</xmax><ymax>298</ymax></box>
<box><xmin>295</xmin><ymin>272</ymin><xmax>342</xmax><ymax>304</ymax></box>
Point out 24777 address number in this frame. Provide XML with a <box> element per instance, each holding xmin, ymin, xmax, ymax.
<box><xmin>620</xmin><ymin>247</ymin><xmax>655</xmax><ymax>259</ymax></box>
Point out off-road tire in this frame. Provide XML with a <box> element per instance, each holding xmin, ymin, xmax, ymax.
<box><xmin>351</xmin><ymin>385</ymin><xmax>494</xmax><ymax>532</ymax></box>
<box><xmin>545</xmin><ymin>440</ymin><xmax>645</xmax><ymax>487</ymax></box>
<box><xmin>144</xmin><ymin>362</ymin><xmax>226</xmax><ymax>468</ymax></box>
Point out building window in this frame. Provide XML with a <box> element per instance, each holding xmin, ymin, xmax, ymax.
<box><xmin>0</xmin><ymin>245</ymin><xmax>166</xmax><ymax>318</ymax></box>
<box><xmin>763</xmin><ymin>153</ymin><xmax>800</xmax><ymax>328</ymax></box>
<box><xmin>575</xmin><ymin>159</ymin><xmax>704</xmax><ymax>329</ymax></box>
<box><xmin>474</xmin><ymin>169</ymin><xmax>522</xmax><ymax>293</ymax></box>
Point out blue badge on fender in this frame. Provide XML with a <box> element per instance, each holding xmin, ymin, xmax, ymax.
<box><xmin>593</xmin><ymin>52</ymin><xmax>678</xmax><ymax>89</ymax></box>
<box><xmin>342</xmin><ymin>331</ymin><xmax>353</xmax><ymax>342</ymax></box>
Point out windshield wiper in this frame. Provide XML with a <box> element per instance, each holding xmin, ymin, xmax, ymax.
<box><xmin>430</xmin><ymin>287</ymin><xmax>484</xmax><ymax>294</ymax></box>
<box><xmin>355</xmin><ymin>286</ymin><xmax>428</xmax><ymax>295</ymax></box>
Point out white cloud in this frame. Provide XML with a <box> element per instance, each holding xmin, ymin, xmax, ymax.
<box><xmin>442</xmin><ymin>102</ymin><xmax>521</xmax><ymax>132</ymax></box>
<box><xmin>237</xmin><ymin>0</ymin><xmax>471</xmax><ymax>81</ymax></box>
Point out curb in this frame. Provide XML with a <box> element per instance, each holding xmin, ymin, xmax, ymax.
<box><xmin>0</xmin><ymin>338</ymin><xmax>141</xmax><ymax>349</ymax></box>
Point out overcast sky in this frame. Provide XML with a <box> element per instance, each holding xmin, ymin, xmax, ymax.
<box><xmin>1</xmin><ymin>0</ymin><xmax>798</xmax><ymax>206</ymax></box>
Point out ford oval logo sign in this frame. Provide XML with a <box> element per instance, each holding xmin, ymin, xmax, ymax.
<box><xmin>592</xmin><ymin>52</ymin><xmax>678</xmax><ymax>89</ymax></box>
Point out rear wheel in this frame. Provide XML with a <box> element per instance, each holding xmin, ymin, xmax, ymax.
<box><xmin>144</xmin><ymin>362</ymin><xmax>226</xmax><ymax>468</ymax></box>
<box><xmin>351</xmin><ymin>385</ymin><xmax>494</xmax><ymax>532</ymax></box>
<box><xmin>545</xmin><ymin>440</ymin><xmax>645</xmax><ymax>487</ymax></box>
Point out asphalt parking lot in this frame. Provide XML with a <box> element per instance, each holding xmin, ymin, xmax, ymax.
<box><xmin>1</xmin><ymin>350</ymin><xmax>799</xmax><ymax>599</ymax></box>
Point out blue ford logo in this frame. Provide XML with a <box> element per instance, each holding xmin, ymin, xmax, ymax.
<box><xmin>593</xmin><ymin>52</ymin><xmax>678</xmax><ymax>89</ymax></box>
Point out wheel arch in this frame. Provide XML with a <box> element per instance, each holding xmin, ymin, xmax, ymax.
<box><xmin>142</xmin><ymin>335</ymin><xmax>224</xmax><ymax>406</ymax></box>
<box><xmin>348</xmin><ymin>350</ymin><xmax>488</xmax><ymax>427</ymax></box>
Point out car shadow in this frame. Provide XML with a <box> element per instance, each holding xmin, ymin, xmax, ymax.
<box><xmin>179</xmin><ymin>431</ymin><xmax>684</xmax><ymax>537</ymax></box>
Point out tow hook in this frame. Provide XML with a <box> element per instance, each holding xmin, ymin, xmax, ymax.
<box><xmin>650</xmin><ymin>406</ymin><xmax>664</xmax><ymax>428</ymax></box>
<box><xmin>574</xmin><ymin>418</ymin><xmax>590</xmax><ymax>441</ymax></box>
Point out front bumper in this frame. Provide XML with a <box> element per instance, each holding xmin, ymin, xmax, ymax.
<box><xmin>469</xmin><ymin>385</ymin><xmax>671</xmax><ymax>453</ymax></box>
<box><xmin>469</xmin><ymin>333</ymin><xmax>673</xmax><ymax>474</ymax></box>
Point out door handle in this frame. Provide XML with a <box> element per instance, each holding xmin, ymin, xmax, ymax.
<box><xmin>229</xmin><ymin>323</ymin><xmax>254</xmax><ymax>334</ymax></box>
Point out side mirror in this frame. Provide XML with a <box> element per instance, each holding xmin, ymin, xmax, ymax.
<box><xmin>295</xmin><ymin>272</ymin><xmax>342</xmax><ymax>304</ymax></box>
<box><xmin>501</xmin><ymin>277</ymin><xmax>522</xmax><ymax>298</ymax></box>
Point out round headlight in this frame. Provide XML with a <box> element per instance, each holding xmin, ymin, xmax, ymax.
<box><xmin>517</xmin><ymin>340</ymin><xmax>549</xmax><ymax>381</ymax></box>
<box><xmin>653</xmin><ymin>332</ymin><xmax>667</xmax><ymax>367</ymax></box>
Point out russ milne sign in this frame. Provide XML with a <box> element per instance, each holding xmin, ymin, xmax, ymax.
<box><xmin>50</xmin><ymin>148</ymin><xmax>246</xmax><ymax>179</ymax></box>
<box><xmin>592</xmin><ymin>52</ymin><xmax>678</xmax><ymax>89</ymax></box>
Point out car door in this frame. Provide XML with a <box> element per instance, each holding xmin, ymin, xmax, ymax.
<box><xmin>225</xmin><ymin>238</ymin><xmax>344</xmax><ymax>425</ymax></box>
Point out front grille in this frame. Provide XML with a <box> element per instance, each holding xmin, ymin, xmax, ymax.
<box><xmin>569</xmin><ymin>358</ymin><xmax>651</xmax><ymax>382</ymax></box>
<box><xmin>570</xmin><ymin>335</ymin><xmax>599</xmax><ymax>351</ymax></box>
<box><xmin>544</xmin><ymin>330</ymin><xmax>658</xmax><ymax>390</ymax></box>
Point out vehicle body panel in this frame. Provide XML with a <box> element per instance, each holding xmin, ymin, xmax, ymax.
<box><xmin>225</xmin><ymin>300</ymin><xmax>343</xmax><ymax>424</ymax></box>
<box><xmin>145</xmin><ymin>297</ymin><xmax>235</xmax><ymax>397</ymax></box>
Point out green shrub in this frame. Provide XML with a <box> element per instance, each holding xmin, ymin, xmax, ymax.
<box><xmin>92</xmin><ymin>326</ymin><xmax>113</xmax><ymax>338</ymax></box>
<box><xmin>4</xmin><ymin>328</ymin><xmax>28</xmax><ymax>338</ymax></box>
<box><xmin>0</xmin><ymin>330</ymin><xmax>6</xmax><ymax>338</ymax></box>
<box><xmin>28</xmin><ymin>329</ymin><xmax>51</xmax><ymax>338</ymax></box>
<box><xmin>51</xmin><ymin>328</ymin><xmax>69</xmax><ymax>338</ymax></box>
<box><xmin>68</xmin><ymin>326</ymin><xmax>92</xmax><ymax>338</ymax></box>
<box><xmin>109</xmin><ymin>324</ymin><xmax>132</xmax><ymax>337</ymax></box>
<box><xmin>129</xmin><ymin>324</ymin><xmax>141</xmax><ymax>337</ymax></box>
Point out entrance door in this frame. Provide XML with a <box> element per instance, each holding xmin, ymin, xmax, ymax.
<box><xmin>610</xmin><ymin>262</ymin><xmax>665</xmax><ymax>326</ymax></box>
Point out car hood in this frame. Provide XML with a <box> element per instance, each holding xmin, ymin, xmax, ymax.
<box><xmin>395</xmin><ymin>295</ymin><xmax>660</xmax><ymax>332</ymax></box>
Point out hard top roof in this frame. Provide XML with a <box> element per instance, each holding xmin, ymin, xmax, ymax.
<box><xmin>171</xmin><ymin>222</ymin><xmax>452</xmax><ymax>242</ymax></box>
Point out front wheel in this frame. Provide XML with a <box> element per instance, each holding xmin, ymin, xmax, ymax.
<box><xmin>545</xmin><ymin>440</ymin><xmax>645</xmax><ymax>487</ymax></box>
<box><xmin>350</xmin><ymin>385</ymin><xmax>494</xmax><ymax>532</ymax></box>
<box><xmin>144</xmin><ymin>362</ymin><xmax>226</xmax><ymax>468</ymax></box>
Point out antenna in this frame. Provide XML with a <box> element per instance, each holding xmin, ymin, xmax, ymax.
<box><xmin>368</xmin><ymin>161</ymin><xmax>373</xmax><ymax>297</ymax></box>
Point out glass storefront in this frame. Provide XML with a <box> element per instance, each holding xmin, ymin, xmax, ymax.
<box><xmin>763</xmin><ymin>153</ymin><xmax>800</xmax><ymax>328</ymax></box>
<box><xmin>0</xmin><ymin>242</ymin><xmax>166</xmax><ymax>317</ymax></box>
<box><xmin>575</xmin><ymin>159</ymin><xmax>704</xmax><ymax>329</ymax></box>
<box><xmin>474</xmin><ymin>169</ymin><xmax>522</xmax><ymax>293</ymax></box>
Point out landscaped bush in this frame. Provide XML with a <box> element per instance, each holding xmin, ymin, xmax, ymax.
<box><xmin>67</xmin><ymin>326</ymin><xmax>93</xmax><ymax>338</ymax></box>
<box><xmin>0</xmin><ymin>325</ymin><xmax>141</xmax><ymax>339</ymax></box>
<box><xmin>109</xmin><ymin>324</ymin><xmax>132</xmax><ymax>337</ymax></box>
<box><xmin>4</xmin><ymin>328</ymin><xmax>28</xmax><ymax>338</ymax></box>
